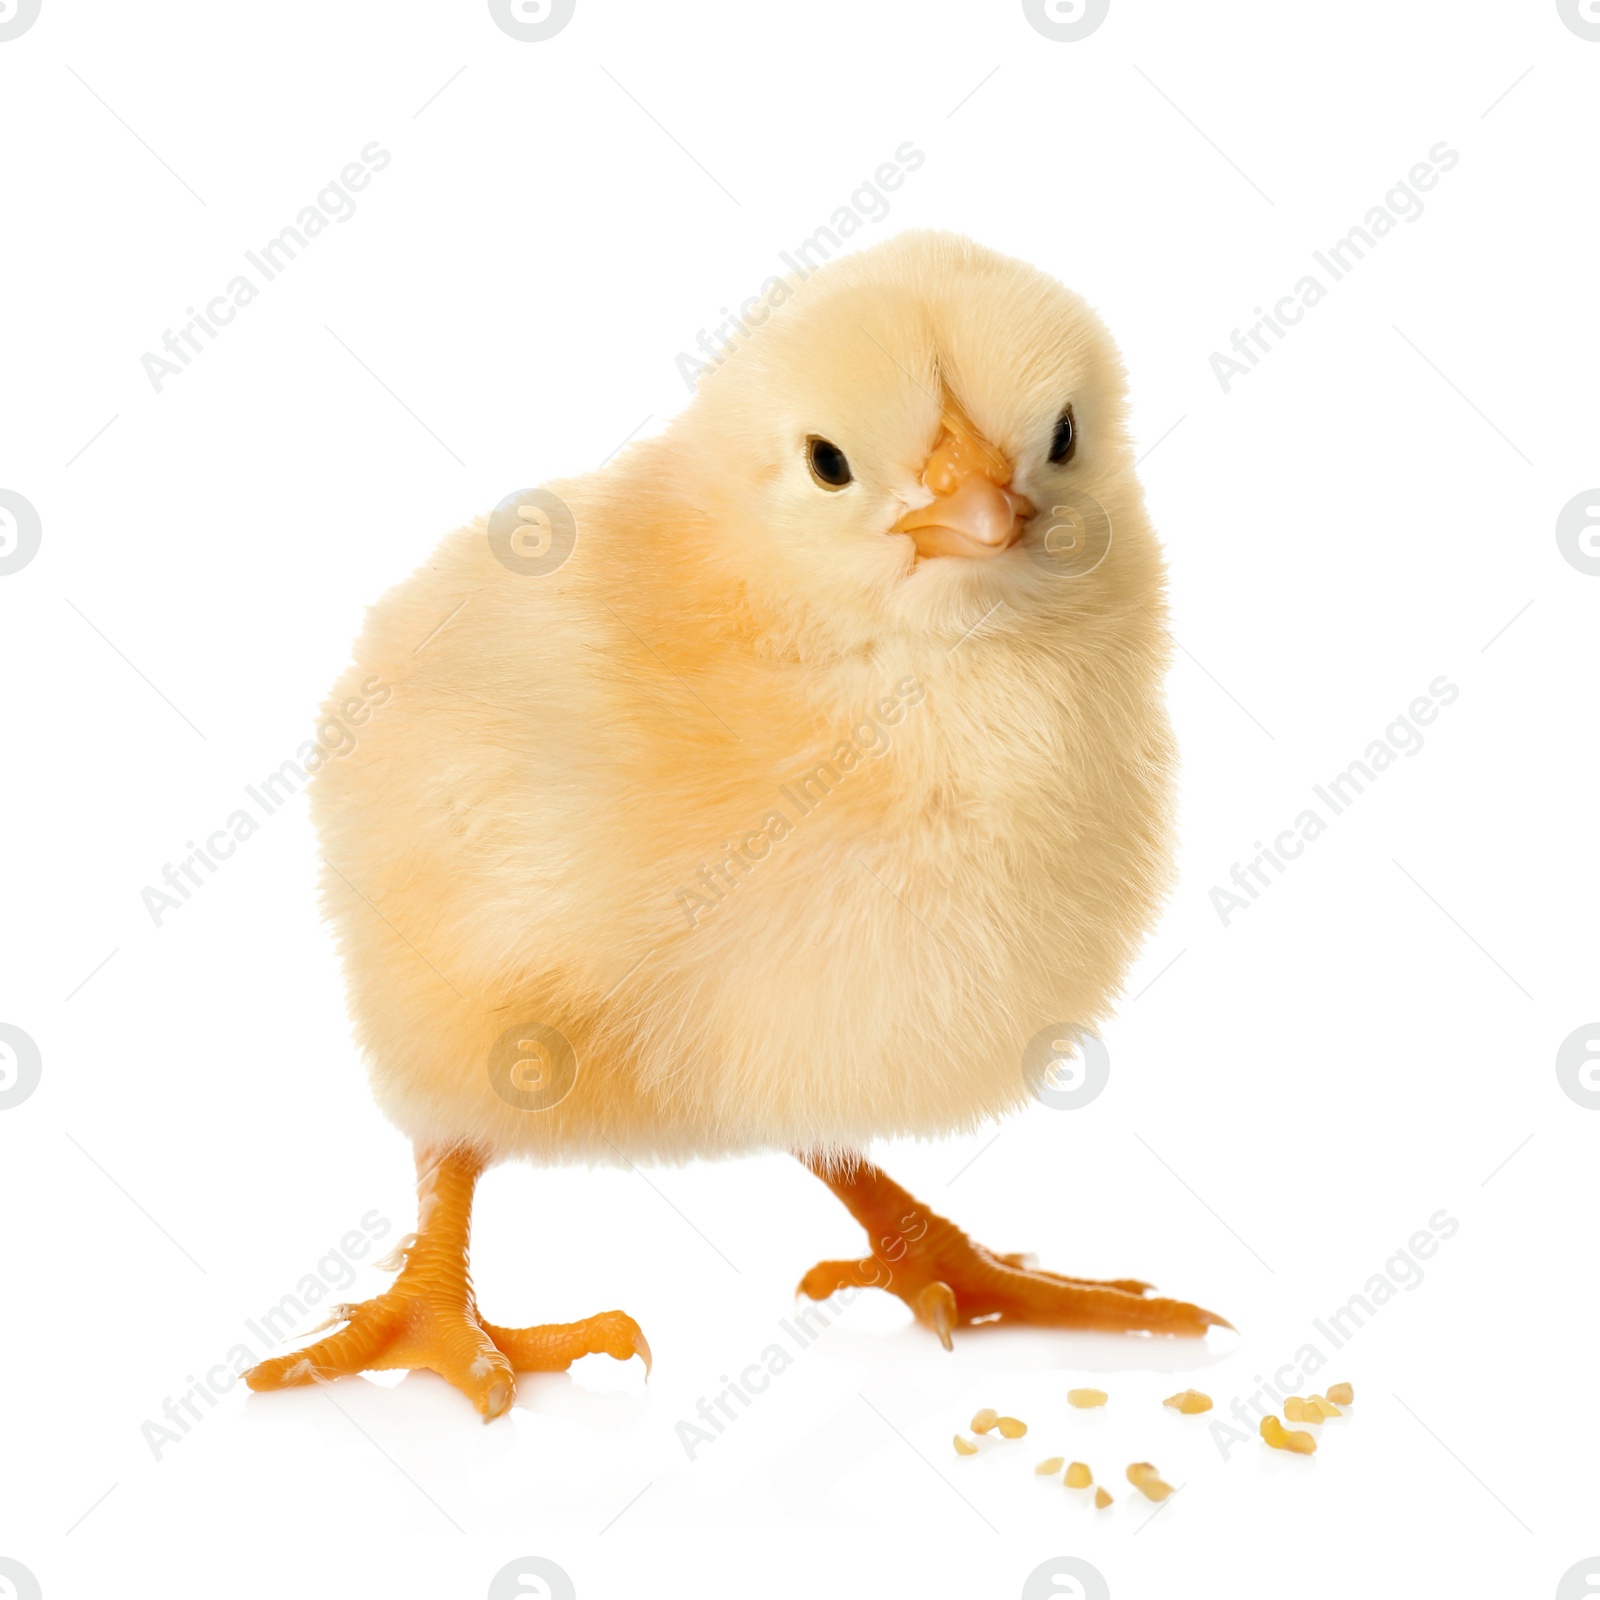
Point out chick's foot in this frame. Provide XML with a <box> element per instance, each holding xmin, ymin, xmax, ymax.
<box><xmin>797</xmin><ymin>1156</ymin><xmax>1229</xmax><ymax>1346</ymax></box>
<box><xmin>245</xmin><ymin>1145</ymin><xmax>648</xmax><ymax>1421</ymax></box>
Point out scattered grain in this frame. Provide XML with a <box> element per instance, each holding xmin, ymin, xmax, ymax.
<box><xmin>1259</xmin><ymin>1414</ymin><xmax>1316</xmax><ymax>1454</ymax></box>
<box><xmin>1126</xmin><ymin>1461</ymin><xmax>1174</xmax><ymax>1500</ymax></box>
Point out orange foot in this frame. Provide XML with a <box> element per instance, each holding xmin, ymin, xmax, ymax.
<box><xmin>246</xmin><ymin>1146</ymin><xmax>649</xmax><ymax>1421</ymax></box>
<box><xmin>797</xmin><ymin>1155</ymin><xmax>1230</xmax><ymax>1347</ymax></box>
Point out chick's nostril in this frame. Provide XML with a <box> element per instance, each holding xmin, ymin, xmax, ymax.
<box><xmin>924</xmin><ymin>427</ymin><xmax>988</xmax><ymax>495</ymax></box>
<box><xmin>922</xmin><ymin>410</ymin><xmax>1013</xmax><ymax>495</ymax></box>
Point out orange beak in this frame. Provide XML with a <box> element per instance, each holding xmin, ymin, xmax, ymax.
<box><xmin>895</xmin><ymin>407</ymin><xmax>1035</xmax><ymax>561</ymax></box>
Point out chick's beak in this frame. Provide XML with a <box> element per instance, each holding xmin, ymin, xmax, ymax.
<box><xmin>895</xmin><ymin>410</ymin><xmax>1034</xmax><ymax>561</ymax></box>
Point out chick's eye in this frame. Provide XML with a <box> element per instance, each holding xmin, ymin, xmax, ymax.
<box><xmin>806</xmin><ymin>436</ymin><xmax>852</xmax><ymax>489</ymax></box>
<box><xmin>1048</xmin><ymin>406</ymin><xmax>1075</xmax><ymax>465</ymax></box>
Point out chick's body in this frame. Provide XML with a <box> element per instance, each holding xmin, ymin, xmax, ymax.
<box><xmin>312</xmin><ymin>231</ymin><xmax>1173</xmax><ymax>1170</ymax></box>
<box><xmin>245</xmin><ymin>232</ymin><xmax>1221</xmax><ymax>1422</ymax></box>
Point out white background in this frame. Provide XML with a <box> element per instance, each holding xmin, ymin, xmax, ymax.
<box><xmin>2</xmin><ymin>2</ymin><xmax>1597</xmax><ymax>1597</ymax></box>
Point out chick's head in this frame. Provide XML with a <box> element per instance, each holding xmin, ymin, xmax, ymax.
<box><xmin>674</xmin><ymin>229</ymin><xmax>1153</xmax><ymax>654</ymax></box>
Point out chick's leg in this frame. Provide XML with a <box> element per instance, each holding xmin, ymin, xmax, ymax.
<box><xmin>246</xmin><ymin>1145</ymin><xmax>648</xmax><ymax>1420</ymax></box>
<box><xmin>797</xmin><ymin>1155</ymin><xmax>1228</xmax><ymax>1347</ymax></box>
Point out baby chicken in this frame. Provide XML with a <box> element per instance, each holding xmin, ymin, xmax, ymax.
<box><xmin>247</xmin><ymin>230</ymin><xmax>1227</xmax><ymax>1421</ymax></box>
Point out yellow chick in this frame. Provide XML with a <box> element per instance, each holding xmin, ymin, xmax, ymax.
<box><xmin>246</xmin><ymin>230</ymin><xmax>1228</xmax><ymax>1420</ymax></box>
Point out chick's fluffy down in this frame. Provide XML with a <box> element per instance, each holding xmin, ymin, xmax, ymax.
<box><xmin>311</xmin><ymin>230</ymin><xmax>1174</xmax><ymax>1168</ymax></box>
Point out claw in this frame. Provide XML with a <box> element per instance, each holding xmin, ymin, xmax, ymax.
<box><xmin>482</xmin><ymin>1379</ymin><xmax>513</xmax><ymax>1423</ymax></box>
<box><xmin>632</xmin><ymin>1325</ymin><xmax>653</xmax><ymax>1379</ymax></box>
<box><xmin>915</xmin><ymin>1281</ymin><xmax>958</xmax><ymax>1351</ymax></box>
